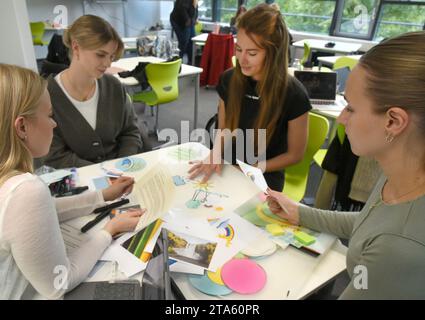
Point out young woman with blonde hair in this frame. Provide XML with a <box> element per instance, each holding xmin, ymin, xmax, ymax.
<box><xmin>189</xmin><ymin>4</ymin><xmax>311</xmax><ymax>190</ymax></box>
<box><xmin>43</xmin><ymin>15</ymin><xmax>142</xmax><ymax>169</ymax></box>
<box><xmin>0</xmin><ymin>64</ymin><xmax>143</xmax><ymax>299</ymax></box>
<box><xmin>267</xmin><ymin>31</ymin><xmax>425</xmax><ymax>299</ymax></box>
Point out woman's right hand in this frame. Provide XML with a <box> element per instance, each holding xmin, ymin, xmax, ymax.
<box><xmin>188</xmin><ymin>151</ymin><xmax>223</xmax><ymax>183</ymax></box>
<box><xmin>103</xmin><ymin>209</ymin><xmax>145</xmax><ymax>237</ymax></box>
<box><xmin>266</xmin><ymin>189</ymin><xmax>300</xmax><ymax>225</ymax></box>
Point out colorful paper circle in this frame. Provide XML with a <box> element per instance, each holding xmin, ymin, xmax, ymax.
<box><xmin>241</xmin><ymin>237</ymin><xmax>277</xmax><ymax>257</ymax></box>
<box><xmin>188</xmin><ymin>273</ymin><xmax>233</xmax><ymax>296</ymax></box>
<box><xmin>207</xmin><ymin>268</ymin><xmax>224</xmax><ymax>285</ymax></box>
<box><xmin>115</xmin><ymin>157</ymin><xmax>146</xmax><ymax>172</ymax></box>
<box><xmin>221</xmin><ymin>259</ymin><xmax>267</xmax><ymax>294</ymax></box>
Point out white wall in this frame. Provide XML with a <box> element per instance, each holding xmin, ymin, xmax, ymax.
<box><xmin>26</xmin><ymin>0</ymin><xmax>172</xmax><ymax>59</ymax></box>
<box><xmin>0</xmin><ymin>0</ymin><xmax>37</xmax><ymax>70</ymax></box>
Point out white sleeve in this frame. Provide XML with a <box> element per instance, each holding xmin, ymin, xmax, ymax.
<box><xmin>54</xmin><ymin>190</ymin><xmax>106</xmax><ymax>223</ymax></box>
<box><xmin>3</xmin><ymin>178</ymin><xmax>112</xmax><ymax>299</ymax></box>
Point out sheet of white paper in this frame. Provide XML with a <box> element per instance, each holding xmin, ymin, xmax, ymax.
<box><xmin>208</xmin><ymin>213</ymin><xmax>265</xmax><ymax>270</ymax></box>
<box><xmin>169</xmin><ymin>260</ymin><xmax>205</xmax><ymax>275</ymax></box>
<box><xmin>39</xmin><ymin>169</ymin><xmax>71</xmax><ymax>185</ymax></box>
<box><xmin>237</xmin><ymin>160</ymin><xmax>269</xmax><ymax>193</ymax></box>
<box><xmin>60</xmin><ymin>222</ymin><xmax>90</xmax><ymax>255</ymax></box>
<box><xmin>100</xmin><ymin>244</ymin><xmax>146</xmax><ymax>278</ymax></box>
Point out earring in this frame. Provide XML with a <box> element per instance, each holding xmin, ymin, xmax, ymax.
<box><xmin>385</xmin><ymin>133</ymin><xmax>394</xmax><ymax>143</ymax></box>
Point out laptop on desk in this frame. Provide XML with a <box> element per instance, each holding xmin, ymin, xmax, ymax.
<box><xmin>294</xmin><ymin>70</ymin><xmax>346</xmax><ymax>111</ymax></box>
<box><xmin>65</xmin><ymin>229</ymin><xmax>183</xmax><ymax>300</ymax></box>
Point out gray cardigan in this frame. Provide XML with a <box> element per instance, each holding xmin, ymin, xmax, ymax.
<box><xmin>299</xmin><ymin>176</ymin><xmax>425</xmax><ymax>299</ymax></box>
<box><xmin>43</xmin><ymin>74</ymin><xmax>143</xmax><ymax>168</ymax></box>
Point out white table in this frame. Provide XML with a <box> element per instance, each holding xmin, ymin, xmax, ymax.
<box><xmin>293</xmin><ymin>39</ymin><xmax>362</xmax><ymax>55</ymax></box>
<box><xmin>108</xmin><ymin>57</ymin><xmax>203</xmax><ymax>129</ymax></box>
<box><xmin>317</xmin><ymin>54</ymin><xmax>362</xmax><ymax>68</ymax></box>
<box><xmin>74</xmin><ymin>142</ymin><xmax>347</xmax><ymax>299</ymax></box>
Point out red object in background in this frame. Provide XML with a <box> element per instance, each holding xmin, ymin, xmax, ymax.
<box><xmin>200</xmin><ymin>33</ymin><xmax>235</xmax><ymax>87</ymax></box>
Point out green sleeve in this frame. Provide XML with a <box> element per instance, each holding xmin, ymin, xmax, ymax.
<box><xmin>298</xmin><ymin>205</ymin><xmax>359</xmax><ymax>239</ymax></box>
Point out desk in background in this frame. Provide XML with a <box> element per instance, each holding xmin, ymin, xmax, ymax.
<box><xmin>73</xmin><ymin>142</ymin><xmax>347</xmax><ymax>299</ymax></box>
<box><xmin>108</xmin><ymin>57</ymin><xmax>203</xmax><ymax>129</ymax></box>
<box><xmin>292</xmin><ymin>39</ymin><xmax>362</xmax><ymax>56</ymax></box>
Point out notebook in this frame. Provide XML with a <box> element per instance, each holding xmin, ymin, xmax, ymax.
<box><xmin>294</xmin><ymin>70</ymin><xmax>338</xmax><ymax>106</ymax></box>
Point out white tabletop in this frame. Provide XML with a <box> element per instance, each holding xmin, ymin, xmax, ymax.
<box><xmin>293</xmin><ymin>39</ymin><xmax>362</xmax><ymax>54</ymax></box>
<box><xmin>74</xmin><ymin>142</ymin><xmax>347</xmax><ymax>299</ymax></box>
<box><xmin>107</xmin><ymin>56</ymin><xmax>203</xmax><ymax>86</ymax></box>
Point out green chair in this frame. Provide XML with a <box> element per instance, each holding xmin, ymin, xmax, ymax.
<box><xmin>333</xmin><ymin>56</ymin><xmax>358</xmax><ymax>71</ymax></box>
<box><xmin>313</xmin><ymin>124</ymin><xmax>346</xmax><ymax>167</ymax></box>
<box><xmin>282</xmin><ymin>112</ymin><xmax>329</xmax><ymax>202</ymax></box>
<box><xmin>300</xmin><ymin>42</ymin><xmax>311</xmax><ymax>67</ymax></box>
<box><xmin>132</xmin><ymin>59</ymin><xmax>181</xmax><ymax>134</ymax></box>
<box><xmin>195</xmin><ymin>22</ymin><xmax>203</xmax><ymax>35</ymax></box>
<box><xmin>30</xmin><ymin>22</ymin><xmax>48</xmax><ymax>46</ymax></box>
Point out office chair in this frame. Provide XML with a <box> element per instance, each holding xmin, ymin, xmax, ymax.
<box><xmin>333</xmin><ymin>56</ymin><xmax>358</xmax><ymax>71</ymax></box>
<box><xmin>300</xmin><ymin>42</ymin><xmax>311</xmax><ymax>67</ymax></box>
<box><xmin>282</xmin><ymin>112</ymin><xmax>329</xmax><ymax>202</ymax></box>
<box><xmin>132</xmin><ymin>59</ymin><xmax>181</xmax><ymax>137</ymax></box>
<box><xmin>30</xmin><ymin>22</ymin><xmax>48</xmax><ymax>46</ymax></box>
<box><xmin>311</xmin><ymin>56</ymin><xmax>356</xmax><ymax>166</ymax></box>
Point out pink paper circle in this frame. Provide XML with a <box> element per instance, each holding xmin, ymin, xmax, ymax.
<box><xmin>221</xmin><ymin>259</ymin><xmax>267</xmax><ymax>294</ymax></box>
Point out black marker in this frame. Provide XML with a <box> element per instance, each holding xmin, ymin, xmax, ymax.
<box><xmin>93</xmin><ymin>198</ymin><xmax>130</xmax><ymax>214</ymax></box>
<box><xmin>80</xmin><ymin>209</ymin><xmax>112</xmax><ymax>233</ymax></box>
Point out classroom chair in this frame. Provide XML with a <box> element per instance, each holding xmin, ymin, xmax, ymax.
<box><xmin>300</xmin><ymin>42</ymin><xmax>311</xmax><ymax>67</ymax></box>
<box><xmin>30</xmin><ymin>22</ymin><xmax>48</xmax><ymax>46</ymax></box>
<box><xmin>333</xmin><ymin>56</ymin><xmax>358</xmax><ymax>71</ymax></box>
<box><xmin>132</xmin><ymin>59</ymin><xmax>181</xmax><ymax>136</ymax></box>
<box><xmin>282</xmin><ymin>112</ymin><xmax>329</xmax><ymax>202</ymax></box>
<box><xmin>195</xmin><ymin>22</ymin><xmax>203</xmax><ymax>35</ymax></box>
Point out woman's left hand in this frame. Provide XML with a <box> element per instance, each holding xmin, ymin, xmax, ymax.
<box><xmin>102</xmin><ymin>176</ymin><xmax>135</xmax><ymax>201</ymax></box>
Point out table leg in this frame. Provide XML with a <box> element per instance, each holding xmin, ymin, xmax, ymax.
<box><xmin>194</xmin><ymin>73</ymin><xmax>199</xmax><ymax>129</ymax></box>
<box><xmin>192</xmin><ymin>42</ymin><xmax>196</xmax><ymax>66</ymax></box>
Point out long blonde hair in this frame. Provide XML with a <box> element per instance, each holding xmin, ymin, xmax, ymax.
<box><xmin>63</xmin><ymin>15</ymin><xmax>124</xmax><ymax>61</ymax></box>
<box><xmin>226</xmin><ymin>3</ymin><xmax>290</xmax><ymax>147</ymax></box>
<box><xmin>0</xmin><ymin>64</ymin><xmax>46</xmax><ymax>187</ymax></box>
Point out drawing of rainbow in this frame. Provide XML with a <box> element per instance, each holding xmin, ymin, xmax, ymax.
<box><xmin>218</xmin><ymin>222</ymin><xmax>235</xmax><ymax>247</ymax></box>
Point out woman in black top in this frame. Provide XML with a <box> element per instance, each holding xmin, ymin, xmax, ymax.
<box><xmin>189</xmin><ymin>4</ymin><xmax>311</xmax><ymax>191</ymax></box>
<box><xmin>170</xmin><ymin>0</ymin><xmax>198</xmax><ymax>64</ymax></box>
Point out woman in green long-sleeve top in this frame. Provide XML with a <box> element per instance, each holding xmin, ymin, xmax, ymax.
<box><xmin>267</xmin><ymin>31</ymin><xmax>425</xmax><ymax>299</ymax></box>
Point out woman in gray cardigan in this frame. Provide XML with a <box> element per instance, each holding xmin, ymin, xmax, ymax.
<box><xmin>267</xmin><ymin>31</ymin><xmax>425</xmax><ymax>299</ymax></box>
<box><xmin>43</xmin><ymin>15</ymin><xmax>143</xmax><ymax>169</ymax></box>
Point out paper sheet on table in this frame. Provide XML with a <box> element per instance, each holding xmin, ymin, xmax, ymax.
<box><xmin>169</xmin><ymin>259</ymin><xmax>205</xmax><ymax>275</ymax></box>
<box><xmin>39</xmin><ymin>169</ymin><xmax>72</xmax><ymax>185</ymax></box>
<box><xmin>60</xmin><ymin>222</ymin><xmax>90</xmax><ymax>255</ymax></box>
<box><xmin>237</xmin><ymin>160</ymin><xmax>268</xmax><ymax>193</ymax></box>
<box><xmin>208</xmin><ymin>213</ymin><xmax>265</xmax><ymax>270</ymax></box>
<box><xmin>133</xmin><ymin>163</ymin><xmax>176</xmax><ymax>231</ymax></box>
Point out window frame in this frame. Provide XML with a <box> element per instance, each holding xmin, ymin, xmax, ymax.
<box><xmin>197</xmin><ymin>0</ymin><xmax>425</xmax><ymax>41</ymax></box>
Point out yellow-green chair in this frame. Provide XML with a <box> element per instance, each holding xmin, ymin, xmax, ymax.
<box><xmin>195</xmin><ymin>22</ymin><xmax>203</xmax><ymax>35</ymax></box>
<box><xmin>132</xmin><ymin>59</ymin><xmax>181</xmax><ymax>134</ymax></box>
<box><xmin>282</xmin><ymin>112</ymin><xmax>329</xmax><ymax>202</ymax></box>
<box><xmin>313</xmin><ymin>124</ymin><xmax>345</xmax><ymax>167</ymax></box>
<box><xmin>333</xmin><ymin>56</ymin><xmax>358</xmax><ymax>71</ymax></box>
<box><xmin>30</xmin><ymin>22</ymin><xmax>48</xmax><ymax>46</ymax></box>
<box><xmin>300</xmin><ymin>42</ymin><xmax>311</xmax><ymax>66</ymax></box>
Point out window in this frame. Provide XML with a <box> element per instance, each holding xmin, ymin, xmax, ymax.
<box><xmin>246</xmin><ymin>0</ymin><xmax>265</xmax><ymax>9</ymax></box>
<box><xmin>276</xmin><ymin>0</ymin><xmax>337</xmax><ymax>35</ymax></box>
<box><xmin>375</xmin><ymin>1</ymin><xmax>425</xmax><ymax>41</ymax></box>
<box><xmin>218</xmin><ymin>0</ymin><xmax>239</xmax><ymax>23</ymax></box>
<box><xmin>199</xmin><ymin>0</ymin><xmax>213</xmax><ymax>21</ymax></box>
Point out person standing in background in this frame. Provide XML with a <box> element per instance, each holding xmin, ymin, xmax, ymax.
<box><xmin>170</xmin><ymin>0</ymin><xmax>198</xmax><ymax>64</ymax></box>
